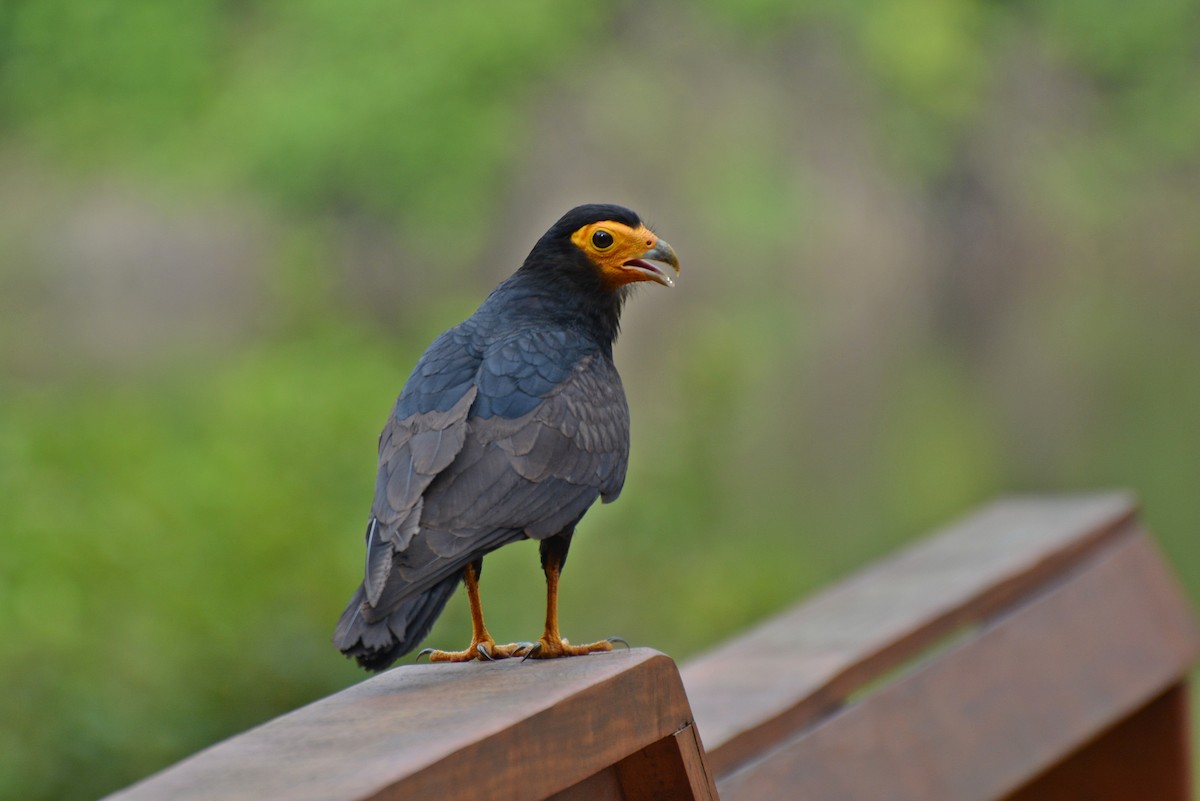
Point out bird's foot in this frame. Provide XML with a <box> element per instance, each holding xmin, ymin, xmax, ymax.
<box><xmin>521</xmin><ymin>635</ymin><xmax>628</xmax><ymax>660</ymax></box>
<box><xmin>417</xmin><ymin>639</ymin><xmax>531</xmax><ymax>663</ymax></box>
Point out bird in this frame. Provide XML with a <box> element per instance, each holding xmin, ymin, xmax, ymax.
<box><xmin>333</xmin><ymin>204</ymin><xmax>680</xmax><ymax>671</ymax></box>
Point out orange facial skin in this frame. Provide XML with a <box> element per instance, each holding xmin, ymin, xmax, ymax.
<box><xmin>570</xmin><ymin>222</ymin><xmax>679</xmax><ymax>289</ymax></box>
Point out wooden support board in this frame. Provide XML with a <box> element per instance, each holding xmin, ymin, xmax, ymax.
<box><xmin>104</xmin><ymin>649</ymin><xmax>717</xmax><ymax>801</ymax></box>
<box><xmin>680</xmin><ymin>492</ymin><xmax>1158</xmax><ymax>774</ymax></box>
<box><xmin>713</xmin><ymin>529</ymin><xmax>1197</xmax><ymax>800</ymax></box>
<box><xmin>1001</xmin><ymin>684</ymin><xmax>1192</xmax><ymax>801</ymax></box>
<box><xmin>679</xmin><ymin>492</ymin><xmax>1199</xmax><ymax>799</ymax></box>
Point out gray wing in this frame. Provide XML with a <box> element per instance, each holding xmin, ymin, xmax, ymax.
<box><xmin>366</xmin><ymin>352</ymin><xmax>630</xmax><ymax>614</ymax></box>
<box><xmin>362</xmin><ymin>386</ymin><xmax>477</xmax><ymax>606</ymax></box>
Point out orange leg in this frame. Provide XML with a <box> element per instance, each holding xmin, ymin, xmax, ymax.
<box><xmin>421</xmin><ymin>563</ymin><xmax>524</xmax><ymax>662</ymax></box>
<box><xmin>523</xmin><ymin>551</ymin><xmax>616</xmax><ymax>659</ymax></box>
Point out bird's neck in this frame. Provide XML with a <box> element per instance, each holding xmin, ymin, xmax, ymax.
<box><xmin>488</xmin><ymin>268</ymin><xmax>626</xmax><ymax>353</ymax></box>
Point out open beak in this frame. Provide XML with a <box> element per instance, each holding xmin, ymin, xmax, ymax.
<box><xmin>623</xmin><ymin>237</ymin><xmax>680</xmax><ymax>288</ymax></box>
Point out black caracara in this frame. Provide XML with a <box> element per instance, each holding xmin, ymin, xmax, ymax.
<box><xmin>334</xmin><ymin>204</ymin><xmax>679</xmax><ymax>671</ymax></box>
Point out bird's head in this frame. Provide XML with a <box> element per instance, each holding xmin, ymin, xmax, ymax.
<box><xmin>531</xmin><ymin>204</ymin><xmax>681</xmax><ymax>290</ymax></box>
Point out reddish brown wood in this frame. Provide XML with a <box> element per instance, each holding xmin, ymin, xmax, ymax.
<box><xmin>546</xmin><ymin>768</ymin><xmax>624</xmax><ymax>801</ymax></box>
<box><xmin>102</xmin><ymin>492</ymin><xmax>1199</xmax><ymax>801</ymax></box>
<box><xmin>548</xmin><ymin>722</ymin><xmax>719</xmax><ymax>801</ymax></box>
<box><xmin>674</xmin><ymin>723</ymin><xmax>721</xmax><ymax>801</ymax></box>
<box><xmin>614</xmin><ymin>732</ymin><xmax>696</xmax><ymax>801</ymax></box>
<box><xmin>615</xmin><ymin>726</ymin><xmax>718</xmax><ymax>801</ymax></box>
<box><xmin>104</xmin><ymin>649</ymin><xmax>704</xmax><ymax>801</ymax></box>
<box><xmin>713</xmin><ymin>531</ymin><xmax>1200</xmax><ymax>801</ymax></box>
<box><xmin>680</xmin><ymin>492</ymin><xmax>1144</xmax><ymax>775</ymax></box>
<box><xmin>1001</xmin><ymin>683</ymin><xmax>1192</xmax><ymax>801</ymax></box>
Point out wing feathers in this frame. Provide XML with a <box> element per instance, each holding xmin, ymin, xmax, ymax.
<box><xmin>348</xmin><ymin>341</ymin><xmax>630</xmax><ymax>649</ymax></box>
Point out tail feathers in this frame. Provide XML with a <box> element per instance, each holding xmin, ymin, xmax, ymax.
<box><xmin>333</xmin><ymin>575</ymin><xmax>460</xmax><ymax>672</ymax></box>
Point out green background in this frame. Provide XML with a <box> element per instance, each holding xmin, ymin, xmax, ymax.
<box><xmin>2</xmin><ymin>1</ymin><xmax>1199</xmax><ymax>798</ymax></box>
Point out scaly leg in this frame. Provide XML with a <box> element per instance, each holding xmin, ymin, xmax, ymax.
<box><xmin>523</xmin><ymin>549</ymin><xmax>616</xmax><ymax>659</ymax></box>
<box><xmin>420</xmin><ymin>562</ymin><xmax>525</xmax><ymax>662</ymax></box>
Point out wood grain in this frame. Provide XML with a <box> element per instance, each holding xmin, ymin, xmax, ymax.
<box><xmin>615</xmin><ymin>726</ymin><xmax>718</xmax><ymax>801</ymax></box>
<box><xmin>714</xmin><ymin>530</ymin><xmax>1200</xmax><ymax>800</ymax></box>
<box><xmin>680</xmin><ymin>492</ymin><xmax>1144</xmax><ymax>774</ymax></box>
<box><xmin>545</xmin><ymin>767</ymin><xmax>625</xmax><ymax>801</ymax></box>
<box><xmin>1001</xmin><ymin>683</ymin><xmax>1192</xmax><ymax>801</ymax></box>
<box><xmin>104</xmin><ymin>649</ymin><xmax>700</xmax><ymax>801</ymax></box>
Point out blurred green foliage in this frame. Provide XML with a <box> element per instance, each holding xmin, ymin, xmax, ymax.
<box><xmin>1</xmin><ymin>0</ymin><xmax>601</xmax><ymax>248</ymax></box>
<box><xmin>3</xmin><ymin>0</ymin><xmax>1200</xmax><ymax>799</ymax></box>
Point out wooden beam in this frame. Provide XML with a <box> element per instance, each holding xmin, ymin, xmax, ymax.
<box><xmin>104</xmin><ymin>649</ymin><xmax>715</xmax><ymax>801</ymax></box>
<box><xmin>1001</xmin><ymin>683</ymin><xmax>1192</xmax><ymax>801</ymax></box>
<box><xmin>546</xmin><ymin>723</ymin><xmax>718</xmax><ymax>801</ymax></box>
<box><xmin>714</xmin><ymin>530</ymin><xmax>1199</xmax><ymax>800</ymax></box>
<box><xmin>680</xmin><ymin>492</ymin><xmax>1148</xmax><ymax>775</ymax></box>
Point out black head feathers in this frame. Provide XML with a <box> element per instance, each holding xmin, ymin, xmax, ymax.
<box><xmin>537</xmin><ymin>204</ymin><xmax>643</xmax><ymax>247</ymax></box>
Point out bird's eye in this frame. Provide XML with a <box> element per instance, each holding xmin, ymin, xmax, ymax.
<box><xmin>592</xmin><ymin>230</ymin><xmax>614</xmax><ymax>250</ymax></box>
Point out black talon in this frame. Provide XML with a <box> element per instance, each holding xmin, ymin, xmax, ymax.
<box><xmin>521</xmin><ymin>642</ymin><xmax>543</xmax><ymax>662</ymax></box>
<box><xmin>606</xmin><ymin>637</ymin><xmax>630</xmax><ymax>650</ymax></box>
<box><xmin>416</xmin><ymin>648</ymin><xmax>435</xmax><ymax>663</ymax></box>
<box><xmin>476</xmin><ymin>643</ymin><xmax>494</xmax><ymax>661</ymax></box>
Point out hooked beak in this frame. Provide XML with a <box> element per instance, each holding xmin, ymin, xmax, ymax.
<box><xmin>623</xmin><ymin>237</ymin><xmax>680</xmax><ymax>288</ymax></box>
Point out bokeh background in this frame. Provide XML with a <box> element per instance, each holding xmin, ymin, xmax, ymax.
<box><xmin>3</xmin><ymin>1</ymin><xmax>1200</xmax><ymax>798</ymax></box>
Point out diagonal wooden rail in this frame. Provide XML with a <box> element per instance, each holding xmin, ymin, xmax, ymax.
<box><xmin>105</xmin><ymin>648</ymin><xmax>714</xmax><ymax>801</ymax></box>
<box><xmin>104</xmin><ymin>492</ymin><xmax>1199</xmax><ymax>801</ymax></box>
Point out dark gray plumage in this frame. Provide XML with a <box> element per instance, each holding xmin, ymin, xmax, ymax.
<box><xmin>334</xmin><ymin>204</ymin><xmax>663</xmax><ymax>671</ymax></box>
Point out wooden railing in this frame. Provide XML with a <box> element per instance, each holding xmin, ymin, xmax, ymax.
<box><xmin>105</xmin><ymin>492</ymin><xmax>1199</xmax><ymax>801</ymax></box>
